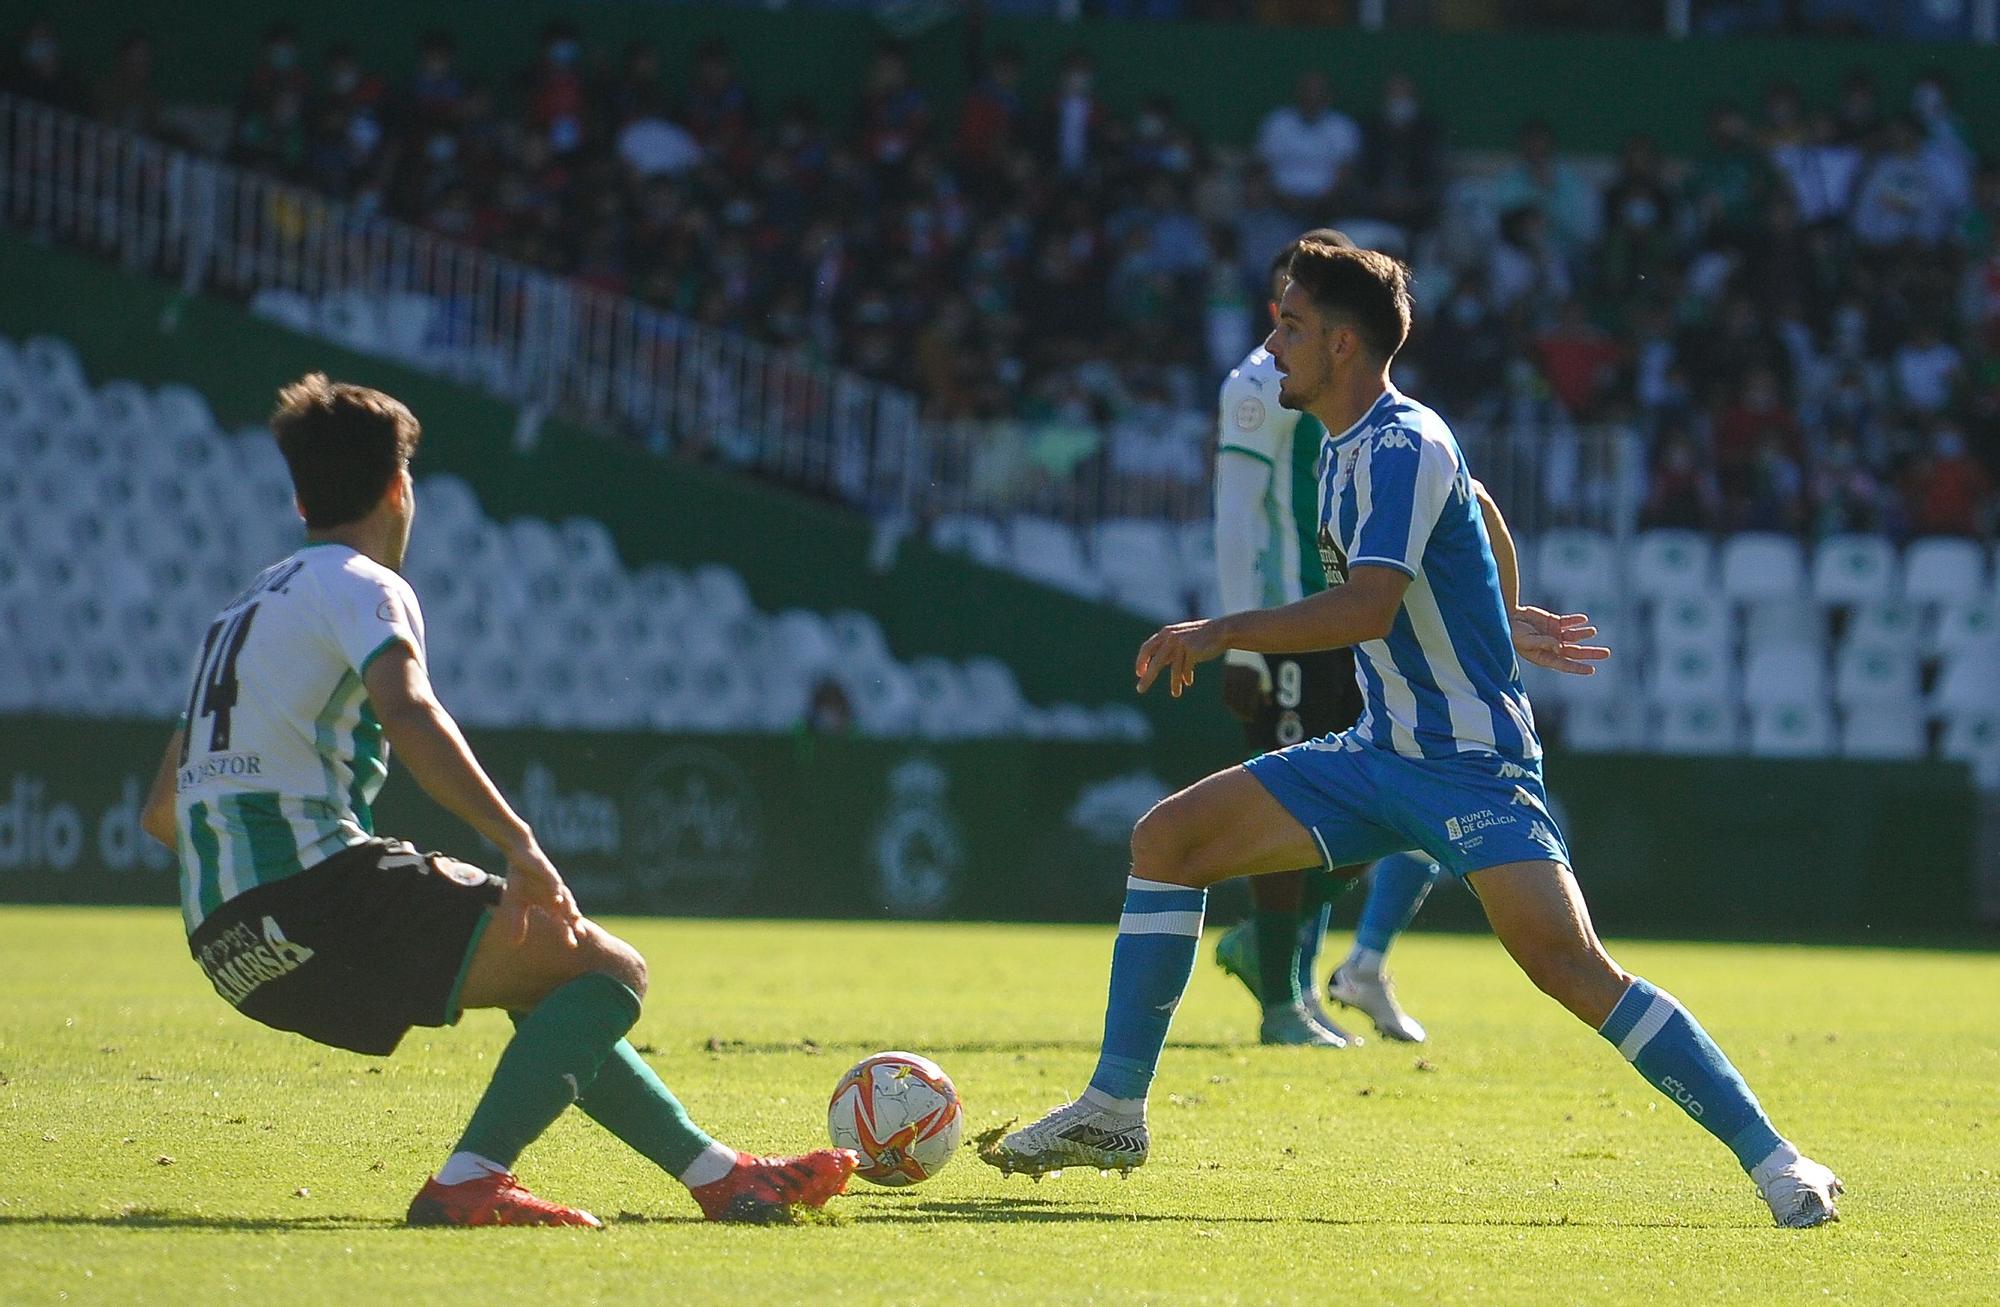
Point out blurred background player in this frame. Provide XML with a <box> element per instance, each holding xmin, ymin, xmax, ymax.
<box><xmin>1210</xmin><ymin>228</ymin><xmax>1439</xmax><ymax>1046</ymax></box>
<box><xmin>140</xmin><ymin>374</ymin><xmax>857</xmax><ymax>1227</ymax></box>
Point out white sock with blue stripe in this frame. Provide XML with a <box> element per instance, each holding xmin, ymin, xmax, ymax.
<box><xmin>1597</xmin><ymin>978</ymin><xmax>1794</xmax><ymax>1176</ymax></box>
<box><xmin>1084</xmin><ymin>876</ymin><xmax>1208</xmax><ymax>1114</ymax></box>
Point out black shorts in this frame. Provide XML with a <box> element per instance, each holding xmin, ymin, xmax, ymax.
<box><xmin>186</xmin><ymin>838</ymin><xmax>503</xmax><ymax>1057</ymax></box>
<box><xmin>1242</xmin><ymin>648</ymin><xmax>1365</xmax><ymax>755</ymax></box>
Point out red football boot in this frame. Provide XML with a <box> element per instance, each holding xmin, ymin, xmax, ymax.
<box><xmin>406</xmin><ymin>1171</ymin><xmax>604</xmax><ymax>1229</ymax></box>
<box><xmin>689</xmin><ymin>1149</ymin><xmax>861</xmax><ymax>1224</ymax></box>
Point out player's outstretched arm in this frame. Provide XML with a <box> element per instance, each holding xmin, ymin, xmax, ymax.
<box><xmin>1136</xmin><ymin>565</ymin><xmax>1409</xmax><ymax>698</ymax></box>
<box><xmin>1471</xmin><ymin>479</ymin><xmax>1610</xmax><ymax>677</ymax></box>
<box><xmin>363</xmin><ymin>643</ymin><xmax>580</xmax><ymax>943</ymax></box>
<box><xmin>140</xmin><ymin>728</ymin><xmax>184</xmax><ymax>848</ymax></box>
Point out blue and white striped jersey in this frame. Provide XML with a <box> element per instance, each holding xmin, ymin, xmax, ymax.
<box><xmin>1314</xmin><ymin>386</ymin><xmax>1540</xmax><ymax>762</ymax></box>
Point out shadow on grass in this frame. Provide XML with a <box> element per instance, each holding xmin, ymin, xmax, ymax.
<box><xmin>697</xmin><ymin>1040</ymin><xmax>1243</xmax><ymax>1056</ymax></box>
<box><xmin>836</xmin><ymin>1195</ymin><xmax>1741</xmax><ymax>1231</ymax></box>
<box><xmin>0</xmin><ymin>1209</ymin><xmax>403</xmax><ymax>1232</ymax></box>
<box><xmin>1</xmin><ymin>1199</ymin><xmax>1744</xmax><ymax>1234</ymax></box>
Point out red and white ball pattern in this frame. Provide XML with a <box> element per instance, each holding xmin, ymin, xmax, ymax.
<box><xmin>826</xmin><ymin>1051</ymin><xmax>963</xmax><ymax>1187</ymax></box>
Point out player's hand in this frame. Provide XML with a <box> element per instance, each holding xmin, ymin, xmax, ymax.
<box><xmin>1510</xmin><ymin>606</ymin><xmax>1611</xmax><ymax>675</ymax></box>
<box><xmin>498</xmin><ymin>837</ymin><xmax>582</xmax><ymax>947</ymax></box>
<box><xmin>1136</xmin><ymin>619</ymin><xmax>1227</xmax><ymax>698</ymax></box>
<box><xmin>1220</xmin><ymin>650</ymin><xmax>1271</xmax><ymax>721</ymax></box>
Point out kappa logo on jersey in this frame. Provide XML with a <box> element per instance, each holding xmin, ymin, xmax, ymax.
<box><xmin>1372</xmin><ymin>428</ymin><xmax>1416</xmax><ymax>452</ymax></box>
<box><xmin>1316</xmin><ymin>526</ymin><xmax>1349</xmax><ymax>586</ymax></box>
<box><xmin>1495</xmin><ymin>761</ymin><xmax>1533</xmax><ymax>780</ymax></box>
<box><xmin>1510</xmin><ymin>785</ymin><xmax>1540</xmax><ymax>808</ymax></box>
<box><xmin>1233</xmin><ymin>396</ymin><xmax>1267</xmax><ymax>432</ymax></box>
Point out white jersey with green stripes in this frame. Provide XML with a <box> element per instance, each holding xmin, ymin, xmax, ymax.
<box><xmin>1216</xmin><ymin>346</ymin><xmax>1329</xmax><ymax>605</ymax></box>
<box><xmin>174</xmin><ymin>542</ymin><xmax>425</xmax><ymax>934</ymax></box>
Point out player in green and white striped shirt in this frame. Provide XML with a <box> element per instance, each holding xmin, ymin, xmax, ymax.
<box><xmin>140</xmin><ymin>374</ymin><xmax>855</xmax><ymax>1227</ymax></box>
<box><xmin>1209</xmin><ymin>230</ymin><xmax>1440</xmax><ymax>1047</ymax></box>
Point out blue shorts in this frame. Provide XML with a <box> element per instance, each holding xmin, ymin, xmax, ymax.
<box><xmin>1244</xmin><ymin>732</ymin><xmax>1571</xmax><ymax>880</ymax></box>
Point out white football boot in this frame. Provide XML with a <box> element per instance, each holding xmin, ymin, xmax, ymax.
<box><xmin>1328</xmin><ymin>963</ymin><xmax>1427</xmax><ymax>1043</ymax></box>
<box><xmin>983</xmin><ymin>1099</ymin><xmax>1149</xmax><ymax>1178</ymax></box>
<box><xmin>1752</xmin><ymin>1151</ymin><xmax>1844</xmax><ymax>1228</ymax></box>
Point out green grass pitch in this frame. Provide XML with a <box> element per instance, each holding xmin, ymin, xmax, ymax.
<box><xmin>3</xmin><ymin>907</ymin><xmax>1996</xmax><ymax>1305</ymax></box>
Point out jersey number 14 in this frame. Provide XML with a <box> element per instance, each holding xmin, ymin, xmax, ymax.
<box><xmin>180</xmin><ymin>604</ymin><xmax>260</xmax><ymax>763</ymax></box>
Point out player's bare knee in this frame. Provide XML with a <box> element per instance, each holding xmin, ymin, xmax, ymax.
<box><xmin>1129</xmin><ymin>805</ymin><xmax>1197</xmax><ymax>886</ymax></box>
<box><xmin>577</xmin><ymin>921</ymin><xmax>648</xmax><ymax>999</ymax></box>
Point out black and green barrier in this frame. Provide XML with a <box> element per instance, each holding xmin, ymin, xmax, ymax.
<box><xmin>4</xmin><ymin>716</ymin><xmax>1977</xmax><ymax>939</ymax></box>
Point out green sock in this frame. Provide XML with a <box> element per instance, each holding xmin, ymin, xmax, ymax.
<box><xmin>569</xmin><ymin>1039</ymin><xmax>721</xmax><ymax>1179</ymax></box>
<box><xmin>1252</xmin><ymin>908</ymin><xmax>1303</xmax><ymax>1011</ymax></box>
<box><xmin>455</xmin><ymin>972</ymin><xmax>640</xmax><ymax>1169</ymax></box>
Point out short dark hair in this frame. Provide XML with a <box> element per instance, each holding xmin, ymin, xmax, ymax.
<box><xmin>1285</xmin><ymin>241</ymin><xmax>1413</xmax><ymax>361</ymax></box>
<box><xmin>270</xmin><ymin>374</ymin><xmax>422</xmax><ymax>529</ymax></box>
<box><xmin>1268</xmin><ymin>226</ymin><xmax>1353</xmax><ymax>286</ymax></box>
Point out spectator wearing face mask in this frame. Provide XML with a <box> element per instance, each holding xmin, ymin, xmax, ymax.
<box><xmin>3</xmin><ymin>19</ymin><xmax>89</xmax><ymax>114</ymax></box>
<box><xmin>1491</xmin><ymin>119</ymin><xmax>1597</xmax><ymax>259</ymax></box>
<box><xmin>1254</xmin><ymin>70</ymin><xmax>1359</xmax><ymax>213</ymax></box>
<box><xmin>1358</xmin><ymin>71</ymin><xmax>1442</xmax><ymax>234</ymax></box>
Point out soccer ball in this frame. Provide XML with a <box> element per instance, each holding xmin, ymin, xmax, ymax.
<box><xmin>826</xmin><ymin>1051</ymin><xmax>963</xmax><ymax>1186</ymax></box>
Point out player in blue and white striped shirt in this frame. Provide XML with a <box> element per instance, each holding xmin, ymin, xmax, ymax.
<box><xmin>986</xmin><ymin>243</ymin><xmax>1842</xmax><ymax>1229</ymax></box>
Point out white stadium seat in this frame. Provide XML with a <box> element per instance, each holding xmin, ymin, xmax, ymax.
<box><xmin>1832</xmin><ymin>643</ymin><xmax>1919</xmax><ymax>708</ymax></box>
<box><xmin>1839</xmin><ymin>705</ymin><xmax>1926</xmax><ymax>760</ymax></box>
<box><xmin>1535</xmin><ymin>529</ymin><xmax>1618</xmax><ymax>609</ymax></box>
<box><xmin>1719</xmin><ymin>533</ymin><xmax>1807</xmax><ymax>604</ymax></box>
<box><xmin>1928</xmin><ymin>597</ymin><xmax>2000</xmax><ymax>661</ymax></box>
<box><xmin>1743</xmin><ymin>597</ymin><xmax>1825</xmax><ymax>653</ymax></box>
<box><xmin>1007</xmin><ymin>516</ymin><xmax>1100</xmax><ymax>599</ymax></box>
<box><xmin>250</xmin><ymin>288</ymin><xmax>318</xmax><ymax>334</ymax></box>
<box><xmin>1648</xmin><ymin>593</ymin><xmax>1734</xmax><ymax>654</ymax></box>
<box><xmin>1626</xmin><ymin>530</ymin><xmax>1713</xmax><ymax>603</ymax></box>
<box><xmin>1849</xmin><ymin>600</ymin><xmax>1922</xmax><ymax>652</ymax></box>
<box><xmin>1941</xmin><ymin>711</ymin><xmax>2000</xmax><ymax>787</ymax></box>
<box><xmin>1811</xmin><ymin>534</ymin><xmax>1898</xmax><ymax>606</ymax></box>
<box><xmin>1652</xmin><ymin>701</ymin><xmax>1741</xmax><ymax>755</ymax></box>
<box><xmin>1563</xmin><ymin>700</ymin><xmax>1642</xmax><ymax>752</ymax></box>
<box><xmin>1647</xmin><ymin>644</ymin><xmax>1736</xmax><ymax>706</ymax></box>
<box><xmin>930</xmin><ymin>515</ymin><xmax>1007</xmax><ymax>568</ymax></box>
<box><xmin>1749</xmin><ymin>703</ymin><xmax>1835</xmax><ymax>757</ymax></box>
<box><xmin>1903</xmin><ymin>537</ymin><xmax>1986</xmax><ymax>608</ymax></box>
<box><xmin>1931</xmin><ymin>648</ymin><xmax>2000</xmax><ymax>715</ymax></box>
<box><xmin>1742</xmin><ymin>647</ymin><xmax>1828</xmax><ymax>708</ymax></box>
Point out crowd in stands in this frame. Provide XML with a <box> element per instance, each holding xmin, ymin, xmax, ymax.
<box><xmin>2</xmin><ymin>15</ymin><xmax>1996</xmax><ymax>540</ymax></box>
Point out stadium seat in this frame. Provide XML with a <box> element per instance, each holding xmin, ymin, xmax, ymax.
<box><xmin>1719</xmin><ymin>533</ymin><xmax>1807</xmax><ymax>604</ymax></box>
<box><xmin>21</xmin><ymin>336</ymin><xmax>87</xmax><ymax>400</ymax></box>
<box><xmin>249</xmin><ymin>288</ymin><xmax>318</xmax><ymax>334</ymax></box>
<box><xmin>1176</xmin><ymin>521</ymin><xmax>1217</xmax><ymax>592</ymax></box>
<box><xmin>153</xmin><ymin>384</ymin><xmax>217</xmax><ymax>440</ymax></box>
<box><xmin>1839</xmin><ymin>705</ymin><xmax>1926</xmax><ymax>760</ymax></box>
<box><xmin>1647</xmin><ymin>643</ymin><xmax>1736</xmax><ymax>706</ymax></box>
<box><xmin>1626</xmin><ymin>530</ymin><xmax>1713</xmax><ymax>603</ymax></box>
<box><xmin>1903</xmin><ymin>538</ymin><xmax>1986</xmax><ymax>608</ymax></box>
<box><xmin>1810</xmin><ymin>534</ymin><xmax>1898</xmax><ymax>606</ymax></box>
<box><xmin>1832</xmin><ymin>643</ymin><xmax>1919</xmax><ymax>708</ymax></box>
<box><xmin>1742</xmin><ymin>647</ymin><xmax>1828</xmax><ymax>708</ymax></box>
<box><xmin>1743</xmin><ymin>597</ymin><xmax>1826</xmax><ymax>652</ymax></box>
<box><xmin>1007</xmin><ymin>516</ymin><xmax>1100</xmax><ymax>598</ymax></box>
<box><xmin>930</xmin><ymin>515</ymin><xmax>1007</xmax><ymax>568</ymax></box>
<box><xmin>1535</xmin><ymin>529</ymin><xmax>1618</xmax><ymax>609</ymax></box>
<box><xmin>1848</xmin><ymin>600</ymin><xmax>1922</xmax><ymax>651</ymax></box>
<box><xmin>1652</xmin><ymin>701</ymin><xmax>1741</xmax><ymax>755</ymax></box>
<box><xmin>1931</xmin><ymin>648</ymin><xmax>2000</xmax><ymax>715</ymax></box>
<box><xmin>1647</xmin><ymin>593</ymin><xmax>1733</xmax><ymax>654</ymax></box>
<box><xmin>1749</xmin><ymin>703</ymin><xmax>1835</xmax><ymax>757</ymax></box>
<box><xmin>1094</xmin><ymin>518</ymin><xmax>1187</xmax><ymax>621</ymax></box>
<box><xmin>94</xmin><ymin>380</ymin><xmax>153</xmax><ymax>442</ymax></box>
<box><xmin>1928</xmin><ymin>597</ymin><xmax>2000</xmax><ymax>661</ymax></box>
<box><xmin>829</xmin><ymin>609</ymin><xmax>893</xmax><ymax>667</ymax></box>
<box><xmin>316</xmin><ymin>291</ymin><xmax>388</xmax><ymax>354</ymax></box>
<box><xmin>1563</xmin><ymin>699</ymin><xmax>1642</xmax><ymax>752</ymax></box>
<box><xmin>1941</xmin><ymin>710</ymin><xmax>2000</xmax><ymax>787</ymax></box>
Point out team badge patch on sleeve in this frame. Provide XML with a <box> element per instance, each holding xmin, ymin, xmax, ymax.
<box><xmin>1234</xmin><ymin>397</ymin><xmax>1267</xmax><ymax>432</ymax></box>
